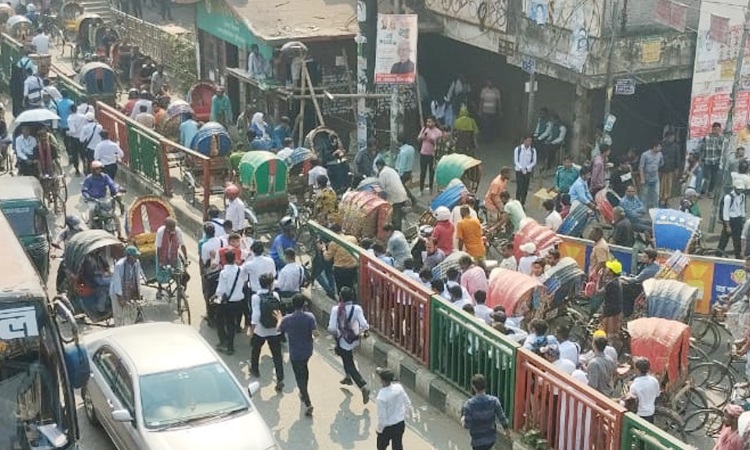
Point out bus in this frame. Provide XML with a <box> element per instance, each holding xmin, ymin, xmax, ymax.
<box><xmin>0</xmin><ymin>209</ymin><xmax>87</xmax><ymax>449</ymax></box>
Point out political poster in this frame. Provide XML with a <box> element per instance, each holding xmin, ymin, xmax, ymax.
<box><xmin>374</xmin><ymin>14</ymin><xmax>418</xmax><ymax>84</ymax></box>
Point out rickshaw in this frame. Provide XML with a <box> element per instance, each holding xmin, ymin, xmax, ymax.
<box><xmin>11</xmin><ymin>109</ymin><xmax>67</xmax><ymax>217</ymax></box>
<box><xmin>305</xmin><ymin>126</ymin><xmax>343</xmax><ymax>166</ymax></box>
<box><xmin>61</xmin><ymin>229</ymin><xmax>123</xmax><ymax>323</ymax></box>
<box><xmin>430</xmin><ymin>250</ymin><xmax>471</xmax><ymax>280</ymax></box>
<box><xmin>162</xmin><ymin>99</ymin><xmax>193</xmax><ymax>140</ymax></box>
<box><xmin>595</xmin><ymin>188</ymin><xmax>620</xmax><ymax>224</ymax></box>
<box><xmin>434</xmin><ymin>153</ymin><xmax>482</xmax><ymax>193</ymax></box>
<box><xmin>558</xmin><ymin>189</ymin><xmax>620</xmax><ymax>237</ymax></box>
<box><xmin>650</xmin><ymin>208</ymin><xmax>702</xmax><ymax>253</ymax></box>
<box><xmin>0</xmin><ymin>176</ymin><xmax>51</xmax><ymax>281</ymax></box>
<box><xmin>538</xmin><ymin>257</ymin><xmax>587</xmax><ymax>322</ymax></box>
<box><xmin>285</xmin><ymin>147</ymin><xmax>314</xmax><ymax>200</ymax></box>
<box><xmin>338</xmin><ymin>190</ymin><xmax>392</xmax><ymax>241</ymax></box>
<box><xmin>238</xmin><ymin>150</ymin><xmax>293</xmax><ymax>234</ymax></box>
<box><xmin>181</xmin><ymin>122</ymin><xmax>232</xmax><ymax>206</ymax></box>
<box><xmin>59</xmin><ymin>0</ymin><xmax>84</xmax><ymax>41</ymax></box>
<box><xmin>512</xmin><ymin>218</ymin><xmax>560</xmax><ymax>261</ymax></box>
<box><xmin>0</xmin><ymin>4</ymin><xmax>14</xmax><ymax>29</ymax></box>
<box><xmin>125</xmin><ymin>196</ymin><xmax>190</xmax><ymax>324</ymax></box>
<box><xmin>487</xmin><ymin>267</ymin><xmax>544</xmax><ymax>326</ymax></box>
<box><xmin>77</xmin><ymin>62</ymin><xmax>117</xmax><ymax>105</ymax></box>
<box><xmin>6</xmin><ymin>15</ymin><xmax>33</xmax><ymax>43</ymax></box>
<box><xmin>634</xmin><ymin>279</ymin><xmax>699</xmax><ymax>323</ymax></box>
<box><xmin>187</xmin><ymin>81</ymin><xmax>215</xmax><ymax>122</ymax></box>
<box><xmin>74</xmin><ymin>13</ymin><xmax>104</xmax><ymax>59</ymax></box>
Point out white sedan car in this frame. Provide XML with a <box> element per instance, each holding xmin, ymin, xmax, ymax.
<box><xmin>81</xmin><ymin>323</ymin><xmax>278</xmax><ymax>450</ymax></box>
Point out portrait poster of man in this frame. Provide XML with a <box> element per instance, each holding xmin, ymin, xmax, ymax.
<box><xmin>374</xmin><ymin>13</ymin><xmax>418</xmax><ymax>84</ymax></box>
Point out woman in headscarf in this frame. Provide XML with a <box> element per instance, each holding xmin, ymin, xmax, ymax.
<box><xmin>713</xmin><ymin>404</ymin><xmax>746</xmax><ymax>450</ymax></box>
<box><xmin>251</xmin><ymin>112</ymin><xmax>271</xmax><ymax>141</ymax></box>
<box><xmin>453</xmin><ymin>106</ymin><xmax>478</xmax><ymax>156</ymax></box>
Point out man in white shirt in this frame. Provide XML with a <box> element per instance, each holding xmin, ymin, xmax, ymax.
<box><xmin>628</xmin><ymin>357</ymin><xmax>660</xmax><ymax>422</ymax></box>
<box><xmin>719</xmin><ymin>179</ymin><xmax>747</xmax><ymax>259</ymax></box>
<box><xmin>473</xmin><ymin>290</ymin><xmax>493</xmax><ymax>324</ymax></box>
<box><xmin>556</xmin><ymin>324</ymin><xmax>580</xmax><ymax>367</ymax></box>
<box><xmin>224</xmin><ymin>184</ymin><xmax>247</xmax><ymax>232</ymax></box>
<box><xmin>109</xmin><ymin>246</ymin><xmax>144</xmax><ymax>327</ymax></box>
<box><xmin>43</xmin><ymin>79</ymin><xmax>62</xmax><ymax>101</ymax></box>
<box><xmin>276</xmin><ymin>248</ymin><xmax>305</xmax><ymax>298</ymax></box>
<box><xmin>498</xmin><ymin>242</ymin><xmax>518</xmax><ymax>271</ymax></box>
<box><xmin>375</xmin><ymin>367</ymin><xmax>412</xmax><ymax>450</ymax></box>
<box><xmin>23</xmin><ymin>68</ymin><xmax>44</xmax><ymax>108</ymax></box>
<box><xmin>276</xmin><ymin>137</ymin><xmax>295</xmax><ymax>161</ymax></box>
<box><xmin>327</xmin><ymin>287</ymin><xmax>371</xmax><ymax>403</ymax></box>
<box><xmin>130</xmin><ymin>92</ymin><xmax>153</xmax><ymax>119</ymax></box>
<box><xmin>213</xmin><ymin>251</ymin><xmax>245</xmax><ymax>355</ymax></box>
<box><xmin>308</xmin><ymin>159</ymin><xmax>328</xmax><ymax>188</ymax></box>
<box><xmin>31</xmin><ymin>28</ymin><xmax>50</xmax><ymax>55</ymax></box>
<box><xmin>377</xmin><ymin>159</ymin><xmax>409</xmax><ymax>230</ymax></box>
<box><xmin>93</xmin><ymin>130</ymin><xmax>124</xmax><ymax>180</ymax></box>
<box><xmin>247</xmin><ymin>44</ymin><xmax>268</xmax><ymax>79</ymax></box>
<box><xmin>14</xmin><ymin>126</ymin><xmax>38</xmax><ymax>176</ymax></box>
<box><xmin>513</xmin><ymin>135</ymin><xmax>537</xmax><ymax>206</ymax></box>
<box><xmin>66</xmin><ymin>104</ymin><xmax>86</xmax><ymax>175</ymax></box>
<box><xmin>200</xmin><ymin>222</ymin><xmax>223</xmax><ymax>326</ymax></box>
<box><xmin>448</xmin><ymin>285</ymin><xmax>473</xmax><ymax>310</ymax></box>
<box><xmin>250</xmin><ymin>273</ymin><xmax>285</xmax><ymax>391</ymax></box>
<box><xmin>543</xmin><ymin>199</ymin><xmax>562</xmax><ymax>231</ymax></box>
<box><xmin>79</xmin><ymin>113</ymin><xmax>103</xmax><ymax>172</ymax></box>
<box><xmin>242</xmin><ymin>241</ymin><xmax>276</xmax><ymax>294</ymax></box>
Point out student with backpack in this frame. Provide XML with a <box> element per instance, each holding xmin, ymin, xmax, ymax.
<box><xmin>327</xmin><ymin>287</ymin><xmax>371</xmax><ymax>404</ymax></box>
<box><xmin>213</xmin><ymin>251</ymin><xmax>246</xmax><ymax>355</ymax></box>
<box><xmin>250</xmin><ymin>273</ymin><xmax>285</xmax><ymax>392</ymax></box>
<box><xmin>719</xmin><ymin>179</ymin><xmax>747</xmax><ymax>259</ymax></box>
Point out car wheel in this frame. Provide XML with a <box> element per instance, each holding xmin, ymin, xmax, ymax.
<box><xmin>82</xmin><ymin>386</ymin><xmax>100</xmax><ymax>427</ymax></box>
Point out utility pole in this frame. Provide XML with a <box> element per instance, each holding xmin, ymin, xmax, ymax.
<box><xmin>526</xmin><ymin>72</ymin><xmax>536</xmax><ymax>130</ymax></box>
<box><xmin>708</xmin><ymin>0</ymin><xmax>750</xmax><ymax>232</ymax></box>
<box><xmin>602</xmin><ymin>0</ymin><xmax>621</xmax><ymax>123</ymax></box>
<box><xmin>356</xmin><ymin>1</ymin><xmax>369</xmax><ymax>153</ymax></box>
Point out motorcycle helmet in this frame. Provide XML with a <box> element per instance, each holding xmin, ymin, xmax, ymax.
<box><xmin>26</xmin><ymin>4</ymin><xmax>36</xmax><ymax>12</ymax></box>
<box><xmin>139</xmin><ymin>90</ymin><xmax>150</xmax><ymax>99</ymax></box>
<box><xmin>224</xmin><ymin>184</ymin><xmax>239</xmax><ymax>198</ymax></box>
<box><xmin>419</xmin><ymin>225</ymin><xmax>434</xmax><ymax>238</ymax></box>
<box><xmin>127</xmin><ymin>88</ymin><xmax>138</xmax><ymax>99</ymax></box>
<box><xmin>433</xmin><ymin>206</ymin><xmax>451</xmax><ymax>222</ymax></box>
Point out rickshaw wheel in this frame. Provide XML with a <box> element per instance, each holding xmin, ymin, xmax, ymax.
<box><xmin>689</xmin><ymin>361</ymin><xmax>735</xmax><ymax>404</ymax></box>
<box><xmin>654</xmin><ymin>406</ymin><xmax>687</xmax><ymax>442</ymax></box>
<box><xmin>672</xmin><ymin>386</ymin><xmax>709</xmax><ymax>415</ymax></box>
<box><xmin>683</xmin><ymin>407</ymin><xmax>724</xmax><ymax>437</ymax></box>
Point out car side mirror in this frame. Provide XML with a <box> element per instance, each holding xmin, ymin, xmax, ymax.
<box><xmin>111</xmin><ymin>409</ymin><xmax>133</xmax><ymax>422</ymax></box>
<box><xmin>247</xmin><ymin>381</ymin><xmax>260</xmax><ymax>397</ymax></box>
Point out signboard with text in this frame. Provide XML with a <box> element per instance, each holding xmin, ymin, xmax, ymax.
<box><xmin>374</xmin><ymin>14</ymin><xmax>418</xmax><ymax>84</ymax></box>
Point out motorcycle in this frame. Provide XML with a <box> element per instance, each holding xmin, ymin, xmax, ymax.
<box><xmin>86</xmin><ymin>193</ymin><xmax>124</xmax><ymax>237</ymax></box>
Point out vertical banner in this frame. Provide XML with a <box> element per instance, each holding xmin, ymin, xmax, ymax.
<box><xmin>374</xmin><ymin>14</ymin><xmax>418</xmax><ymax>84</ymax></box>
<box><xmin>688</xmin><ymin>2</ymin><xmax>750</xmax><ymax>150</ymax></box>
<box><xmin>558</xmin><ymin>239</ymin><xmax>590</xmax><ymax>272</ymax></box>
<box><xmin>682</xmin><ymin>259</ymin><xmax>714</xmax><ymax>314</ymax></box>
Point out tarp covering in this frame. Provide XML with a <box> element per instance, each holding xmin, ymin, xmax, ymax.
<box><xmin>650</xmin><ymin>208</ymin><xmax>701</xmax><ymax>252</ymax></box>
<box><xmin>628</xmin><ymin>317</ymin><xmax>690</xmax><ymax>384</ymax></box>
<box><xmin>558</xmin><ymin>204</ymin><xmax>590</xmax><ymax>237</ymax></box>
<box><xmin>63</xmin><ymin>230</ymin><xmax>123</xmax><ymax>274</ymax></box>
<box><xmin>643</xmin><ymin>279</ymin><xmax>698</xmax><ymax>323</ymax></box>
<box><xmin>338</xmin><ymin>190</ymin><xmax>392</xmax><ymax>240</ymax></box>
<box><xmin>435</xmin><ymin>154</ymin><xmax>481</xmax><ymax>189</ymax></box>
<box><xmin>513</xmin><ymin>218</ymin><xmax>560</xmax><ymax>261</ymax></box>
<box><xmin>487</xmin><ymin>267</ymin><xmax>542</xmax><ymax>317</ymax></box>
<box><xmin>430</xmin><ymin>179</ymin><xmax>467</xmax><ymax>211</ymax></box>
<box><xmin>190</xmin><ymin>122</ymin><xmax>231</xmax><ymax>156</ymax></box>
<box><xmin>431</xmin><ymin>251</ymin><xmax>471</xmax><ymax>281</ymax></box>
<box><xmin>238</xmin><ymin>150</ymin><xmax>288</xmax><ymax>195</ymax></box>
<box><xmin>541</xmin><ymin>257</ymin><xmax>585</xmax><ymax>302</ymax></box>
<box><xmin>595</xmin><ymin>188</ymin><xmax>620</xmax><ymax>224</ymax></box>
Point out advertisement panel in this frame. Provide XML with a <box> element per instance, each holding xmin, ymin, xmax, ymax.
<box><xmin>374</xmin><ymin>14</ymin><xmax>418</xmax><ymax>85</ymax></box>
<box><xmin>558</xmin><ymin>239</ymin><xmax>588</xmax><ymax>270</ymax></box>
<box><xmin>687</xmin><ymin>2</ymin><xmax>750</xmax><ymax>149</ymax></box>
<box><xmin>682</xmin><ymin>259</ymin><xmax>714</xmax><ymax>315</ymax></box>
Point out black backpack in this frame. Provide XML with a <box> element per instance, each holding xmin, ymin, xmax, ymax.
<box><xmin>259</xmin><ymin>292</ymin><xmax>282</xmax><ymax>328</ymax></box>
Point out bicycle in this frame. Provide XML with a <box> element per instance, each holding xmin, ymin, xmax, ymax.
<box><xmin>157</xmin><ymin>257</ymin><xmax>191</xmax><ymax>324</ymax></box>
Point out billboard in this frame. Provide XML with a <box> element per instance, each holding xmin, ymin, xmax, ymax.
<box><xmin>687</xmin><ymin>2</ymin><xmax>750</xmax><ymax>149</ymax></box>
<box><xmin>374</xmin><ymin>14</ymin><xmax>418</xmax><ymax>84</ymax></box>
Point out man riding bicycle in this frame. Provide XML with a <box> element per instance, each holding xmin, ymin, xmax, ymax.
<box><xmin>155</xmin><ymin>217</ymin><xmax>189</xmax><ymax>299</ymax></box>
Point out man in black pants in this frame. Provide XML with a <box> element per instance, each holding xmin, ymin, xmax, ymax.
<box><xmin>250</xmin><ymin>273</ymin><xmax>285</xmax><ymax>392</ymax></box>
<box><xmin>213</xmin><ymin>251</ymin><xmax>245</xmax><ymax>355</ymax></box>
<box><xmin>513</xmin><ymin>135</ymin><xmax>537</xmax><ymax>206</ymax></box>
<box><xmin>327</xmin><ymin>287</ymin><xmax>370</xmax><ymax>403</ymax></box>
<box><xmin>275</xmin><ymin>294</ymin><xmax>317</xmax><ymax>416</ymax></box>
<box><xmin>719</xmin><ymin>180</ymin><xmax>747</xmax><ymax>259</ymax></box>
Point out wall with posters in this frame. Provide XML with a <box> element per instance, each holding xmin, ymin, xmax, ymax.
<box><xmin>556</xmin><ymin>235</ymin><xmax>744</xmax><ymax>315</ymax></box>
<box><xmin>688</xmin><ymin>1</ymin><xmax>750</xmax><ymax>148</ymax></box>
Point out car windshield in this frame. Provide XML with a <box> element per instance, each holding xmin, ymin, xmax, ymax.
<box><xmin>0</xmin><ymin>302</ymin><xmax>74</xmax><ymax>449</ymax></box>
<box><xmin>140</xmin><ymin>362</ymin><xmax>249</xmax><ymax>429</ymax></box>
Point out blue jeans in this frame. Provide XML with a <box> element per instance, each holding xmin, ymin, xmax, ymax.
<box><xmin>312</xmin><ymin>251</ymin><xmax>336</xmax><ymax>298</ymax></box>
<box><xmin>642</xmin><ymin>180</ymin><xmax>659</xmax><ymax>210</ymax></box>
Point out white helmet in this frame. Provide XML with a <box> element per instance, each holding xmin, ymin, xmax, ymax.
<box><xmin>433</xmin><ymin>206</ymin><xmax>451</xmax><ymax>222</ymax></box>
<box><xmin>26</xmin><ymin>4</ymin><xmax>36</xmax><ymax>12</ymax></box>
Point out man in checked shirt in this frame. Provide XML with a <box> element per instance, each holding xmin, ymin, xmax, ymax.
<box><xmin>699</xmin><ymin>122</ymin><xmax>727</xmax><ymax>197</ymax></box>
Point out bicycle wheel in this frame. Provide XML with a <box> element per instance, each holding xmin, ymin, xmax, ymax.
<box><xmin>689</xmin><ymin>341</ymin><xmax>710</xmax><ymax>363</ymax></box>
<box><xmin>694</xmin><ymin>319</ymin><xmax>723</xmax><ymax>356</ymax></box>
<box><xmin>55</xmin><ymin>177</ymin><xmax>68</xmax><ymax>216</ymax></box>
<box><xmin>673</xmin><ymin>386</ymin><xmax>708</xmax><ymax>415</ymax></box>
<box><xmin>689</xmin><ymin>361</ymin><xmax>735</xmax><ymax>407</ymax></box>
<box><xmin>654</xmin><ymin>406</ymin><xmax>687</xmax><ymax>442</ymax></box>
<box><xmin>683</xmin><ymin>407</ymin><xmax>724</xmax><ymax>436</ymax></box>
<box><xmin>176</xmin><ymin>284</ymin><xmax>191</xmax><ymax>325</ymax></box>
<box><xmin>691</xmin><ymin>316</ymin><xmax>712</xmax><ymax>341</ymax></box>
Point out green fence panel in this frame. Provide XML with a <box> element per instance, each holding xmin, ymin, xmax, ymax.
<box><xmin>429</xmin><ymin>296</ymin><xmax>518</xmax><ymax>425</ymax></box>
<box><xmin>127</xmin><ymin>124</ymin><xmax>163</xmax><ymax>188</ymax></box>
<box><xmin>55</xmin><ymin>76</ymin><xmax>86</xmax><ymax>104</ymax></box>
<box><xmin>0</xmin><ymin>36</ymin><xmax>20</xmax><ymax>88</ymax></box>
<box><xmin>620</xmin><ymin>413</ymin><xmax>696</xmax><ymax>450</ymax></box>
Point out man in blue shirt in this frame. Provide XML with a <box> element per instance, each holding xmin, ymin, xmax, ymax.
<box><xmin>395</xmin><ymin>134</ymin><xmax>417</xmax><ymax>206</ymax></box>
<box><xmin>271</xmin><ymin>116</ymin><xmax>291</xmax><ymax>150</ymax></box>
<box><xmin>553</xmin><ymin>156</ymin><xmax>579</xmax><ymax>194</ymax></box>
<box><xmin>82</xmin><ymin>161</ymin><xmax>119</xmax><ymax>200</ymax></box>
<box><xmin>179</xmin><ymin>112</ymin><xmax>199</xmax><ymax>148</ymax></box>
<box><xmin>269</xmin><ymin>217</ymin><xmax>296</xmax><ymax>270</ymax></box>
<box><xmin>568</xmin><ymin>165</ymin><xmax>595</xmax><ymax>209</ymax></box>
<box><xmin>56</xmin><ymin>90</ymin><xmax>74</xmax><ymax>135</ymax></box>
<box><xmin>461</xmin><ymin>374</ymin><xmax>510</xmax><ymax>450</ymax></box>
<box><xmin>275</xmin><ymin>294</ymin><xmax>317</xmax><ymax>416</ymax></box>
<box><xmin>620</xmin><ymin>185</ymin><xmax>650</xmax><ymax>232</ymax></box>
<box><xmin>621</xmin><ymin>249</ymin><xmax>660</xmax><ymax>317</ymax></box>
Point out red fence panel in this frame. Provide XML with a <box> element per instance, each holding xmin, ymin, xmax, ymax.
<box><xmin>514</xmin><ymin>348</ymin><xmax>625</xmax><ymax>450</ymax></box>
<box><xmin>358</xmin><ymin>253</ymin><xmax>432</xmax><ymax>365</ymax></box>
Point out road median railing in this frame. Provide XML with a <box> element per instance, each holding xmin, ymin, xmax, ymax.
<box><xmin>95</xmin><ymin>102</ymin><xmax>213</xmax><ymax>219</ymax></box>
<box><xmin>429</xmin><ymin>296</ymin><xmax>518</xmax><ymax>425</ymax></box>
<box><xmin>514</xmin><ymin>347</ymin><xmax>627</xmax><ymax>449</ymax></box>
<box><xmin>359</xmin><ymin>252</ymin><xmax>432</xmax><ymax>365</ymax></box>
<box><xmin>621</xmin><ymin>412</ymin><xmax>698</xmax><ymax>450</ymax></box>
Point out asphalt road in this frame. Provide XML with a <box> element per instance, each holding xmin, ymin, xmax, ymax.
<box><xmin>44</xmin><ymin>171</ymin><xmax>473</xmax><ymax>450</ymax></box>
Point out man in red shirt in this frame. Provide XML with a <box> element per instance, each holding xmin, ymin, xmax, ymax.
<box><xmin>431</xmin><ymin>206</ymin><xmax>454</xmax><ymax>256</ymax></box>
<box><xmin>219</xmin><ymin>233</ymin><xmax>244</xmax><ymax>267</ymax></box>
